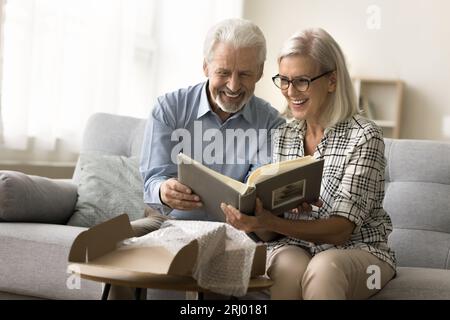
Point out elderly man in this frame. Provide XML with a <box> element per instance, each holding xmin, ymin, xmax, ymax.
<box><xmin>140</xmin><ymin>18</ymin><xmax>285</xmax><ymax>221</ymax></box>
<box><xmin>109</xmin><ymin>19</ymin><xmax>284</xmax><ymax>299</ymax></box>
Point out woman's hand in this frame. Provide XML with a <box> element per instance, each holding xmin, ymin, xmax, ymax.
<box><xmin>290</xmin><ymin>199</ymin><xmax>323</xmax><ymax>215</ymax></box>
<box><xmin>221</xmin><ymin>198</ymin><xmax>273</xmax><ymax>232</ymax></box>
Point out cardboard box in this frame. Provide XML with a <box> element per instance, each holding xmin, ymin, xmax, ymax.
<box><xmin>68</xmin><ymin>214</ymin><xmax>266</xmax><ymax>281</ymax></box>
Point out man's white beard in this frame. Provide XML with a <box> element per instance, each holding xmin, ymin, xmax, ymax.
<box><xmin>215</xmin><ymin>93</ymin><xmax>250</xmax><ymax>114</ymax></box>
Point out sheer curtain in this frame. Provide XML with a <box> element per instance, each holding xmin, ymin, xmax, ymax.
<box><xmin>0</xmin><ymin>0</ymin><xmax>243</xmax><ymax>162</ymax></box>
<box><xmin>1</xmin><ymin>0</ymin><xmax>158</xmax><ymax>156</ymax></box>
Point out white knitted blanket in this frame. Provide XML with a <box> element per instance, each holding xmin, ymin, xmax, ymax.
<box><xmin>121</xmin><ymin>220</ymin><xmax>256</xmax><ymax>296</ymax></box>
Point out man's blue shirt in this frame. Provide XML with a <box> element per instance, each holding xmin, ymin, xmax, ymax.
<box><xmin>140</xmin><ymin>81</ymin><xmax>285</xmax><ymax>221</ymax></box>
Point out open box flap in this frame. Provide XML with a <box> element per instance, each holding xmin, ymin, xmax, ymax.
<box><xmin>68</xmin><ymin>214</ymin><xmax>266</xmax><ymax>278</ymax></box>
<box><xmin>68</xmin><ymin>214</ymin><xmax>198</xmax><ymax>276</ymax></box>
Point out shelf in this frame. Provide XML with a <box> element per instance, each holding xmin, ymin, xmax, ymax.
<box><xmin>352</xmin><ymin>77</ymin><xmax>404</xmax><ymax>139</ymax></box>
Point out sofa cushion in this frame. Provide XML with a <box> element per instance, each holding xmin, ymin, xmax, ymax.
<box><xmin>384</xmin><ymin>139</ymin><xmax>450</xmax><ymax>185</ymax></box>
<box><xmin>0</xmin><ymin>171</ymin><xmax>77</xmax><ymax>224</ymax></box>
<box><xmin>371</xmin><ymin>267</ymin><xmax>450</xmax><ymax>299</ymax></box>
<box><xmin>0</xmin><ymin>222</ymin><xmax>102</xmax><ymax>299</ymax></box>
<box><xmin>384</xmin><ymin>182</ymin><xmax>450</xmax><ymax>234</ymax></box>
<box><xmin>388</xmin><ymin>228</ymin><xmax>450</xmax><ymax>269</ymax></box>
<box><xmin>67</xmin><ymin>153</ymin><xmax>146</xmax><ymax>227</ymax></box>
<box><xmin>383</xmin><ymin>139</ymin><xmax>450</xmax><ymax>269</ymax></box>
<box><xmin>79</xmin><ymin>112</ymin><xmax>146</xmax><ymax>157</ymax></box>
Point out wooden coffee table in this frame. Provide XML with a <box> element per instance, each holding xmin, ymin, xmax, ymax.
<box><xmin>68</xmin><ymin>262</ymin><xmax>273</xmax><ymax>300</ymax></box>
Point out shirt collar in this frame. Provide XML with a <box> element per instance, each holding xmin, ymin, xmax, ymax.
<box><xmin>291</xmin><ymin>118</ymin><xmax>351</xmax><ymax>139</ymax></box>
<box><xmin>326</xmin><ymin>117</ymin><xmax>355</xmax><ymax>138</ymax></box>
<box><xmin>236</xmin><ymin>98</ymin><xmax>253</xmax><ymax>123</ymax></box>
<box><xmin>290</xmin><ymin>120</ymin><xmax>307</xmax><ymax>138</ymax></box>
<box><xmin>196</xmin><ymin>81</ymin><xmax>253</xmax><ymax>123</ymax></box>
<box><xmin>196</xmin><ymin>82</ymin><xmax>212</xmax><ymax>119</ymax></box>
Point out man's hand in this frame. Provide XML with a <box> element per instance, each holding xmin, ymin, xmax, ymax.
<box><xmin>160</xmin><ymin>178</ymin><xmax>202</xmax><ymax>210</ymax></box>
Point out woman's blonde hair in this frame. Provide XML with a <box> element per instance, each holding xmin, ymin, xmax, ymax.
<box><xmin>278</xmin><ymin>28</ymin><xmax>358</xmax><ymax>127</ymax></box>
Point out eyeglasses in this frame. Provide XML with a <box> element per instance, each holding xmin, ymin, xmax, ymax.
<box><xmin>272</xmin><ymin>70</ymin><xmax>335</xmax><ymax>92</ymax></box>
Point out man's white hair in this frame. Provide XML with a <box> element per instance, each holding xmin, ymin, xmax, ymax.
<box><xmin>203</xmin><ymin>18</ymin><xmax>266</xmax><ymax>65</ymax></box>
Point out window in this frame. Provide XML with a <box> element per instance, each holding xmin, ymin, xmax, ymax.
<box><xmin>0</xmin><ymin>0</ymin><xmax>242</xmax><ymax>163</ymax></box>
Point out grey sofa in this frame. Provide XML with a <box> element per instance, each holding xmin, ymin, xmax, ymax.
<box><xmin>1</xmin><ymin>112</ymin><xmax>450</xmax><ymax>300</ymax></box>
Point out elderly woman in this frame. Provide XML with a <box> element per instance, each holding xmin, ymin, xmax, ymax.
<box><xmin>221</xmin><ymin>28</ymin><xmax>396</xmax><ymax>300</ymax></box>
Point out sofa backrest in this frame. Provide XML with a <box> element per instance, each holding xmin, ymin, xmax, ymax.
<box><xmin>73</xmin><ymin>113</ymin><xmax>146</xmax><ymax>182</ymax></box>
<box><xmin>80</xmin><ymin>112</ymin><xmax>146</xmax><ymax>157</ymax></box>
<box><xmin>384</xmin><ymin>139</ymin><xmax>450</xmax><ymax>269</ymax></box>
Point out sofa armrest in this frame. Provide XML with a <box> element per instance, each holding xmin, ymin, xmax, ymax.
<box><xmin>0</xmin><ymin>171</ymin><xmax>78</xmax><ymax>224</ymax></box>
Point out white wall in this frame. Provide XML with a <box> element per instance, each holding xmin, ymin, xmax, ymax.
<box><xmin>243</xmin><ymin>0</ymin><xmax>450</xmax><ymax>141</ymax></box>
<box><xmin>154</xmin><ymin>0</ymin><xmax>243</xmax><ymax>97</ymax></box>
<box><xmin>0</xmin><ymin>0</ymin><xmax>244</xmax><ymax>168</ymax></box>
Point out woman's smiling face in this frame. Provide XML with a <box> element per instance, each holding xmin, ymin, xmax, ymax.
<box><xmin>278</xmin><ymin>55</ymin><xmax>335</xmax><ymax>122</ymax></box>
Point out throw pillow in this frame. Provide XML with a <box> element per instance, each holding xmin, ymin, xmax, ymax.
<box><xmin>0</xmin><ymin>171</ymin><xmax>77</xmax><ymax>223</ymax></box>
<box><xmin>67</xmin><ymin>153</ymin><xmax>146</xmax><ymax>227</ymax></box>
